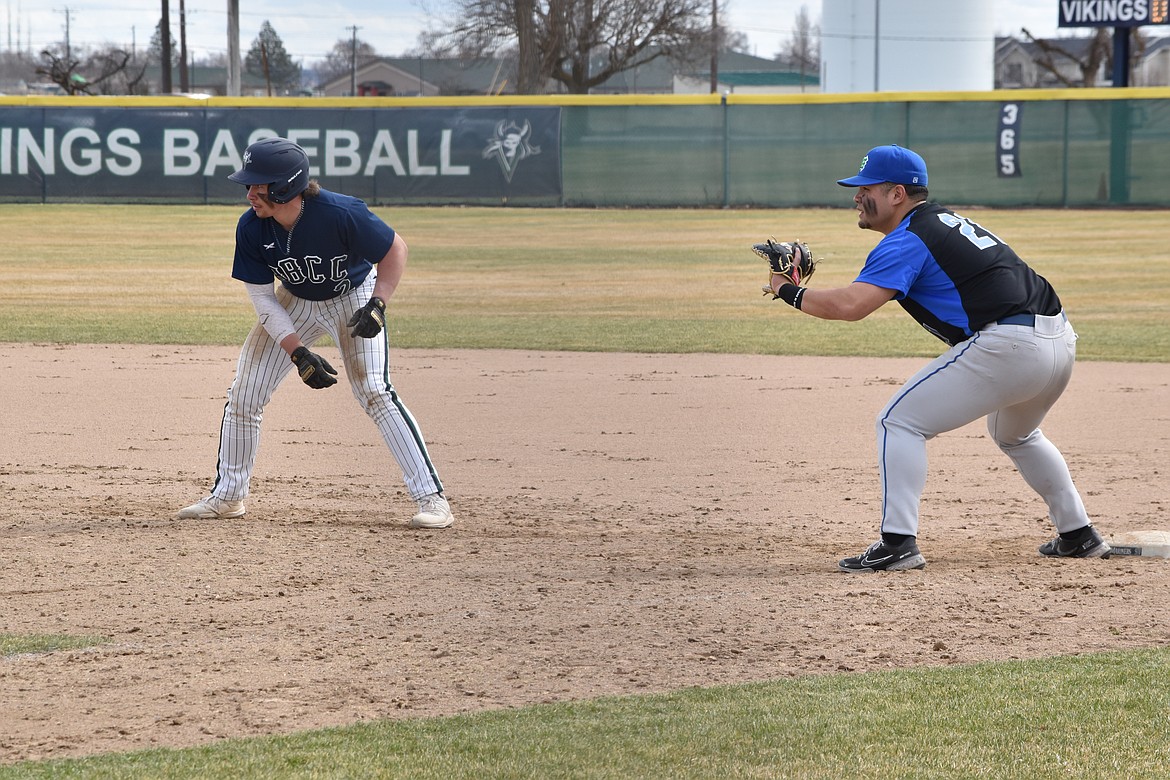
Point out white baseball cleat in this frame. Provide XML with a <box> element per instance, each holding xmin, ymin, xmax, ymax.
<box><xmin>410</xmin><ymin>493</ymin><xmax>454</xmax><ymax>529</ymax></box>
<box><xmin>177</xmin><ymin>495</ymin><xmax>246</xmax><ymax>519</ymax></box>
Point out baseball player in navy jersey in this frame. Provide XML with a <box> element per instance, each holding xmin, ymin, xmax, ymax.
<box><xmin>178</xmin><ymin>137</ymin><xmax>454</xmax><ymax>529</ymax></box>
<box><xmin>765</xmin><ymin>144</ymin><xmax>1109</xmax><ymax>572</ymax></box>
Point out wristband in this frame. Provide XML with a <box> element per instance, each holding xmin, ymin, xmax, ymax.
<box><xmin>776</xmin><ymin>284</ymin><xmax>806</xmax><ymax>310</ymax></box>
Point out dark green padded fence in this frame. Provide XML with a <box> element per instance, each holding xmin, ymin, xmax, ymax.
<box><xmin>3</xmin><ymin>89</ymin><xmax>1169</xmax><ymax>207</ymax></box>
<box><xmin>558</xmin><ymin>90</ymin><xmax>1170</xmax><ymax>208</ymax></box>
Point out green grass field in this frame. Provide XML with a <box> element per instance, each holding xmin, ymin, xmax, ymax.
<box><xmin>2</xmin><ymin>204</ymin><xmax>1167</xmax><ymax>361</ymax></box>
<box><xmin>2</xmin><ymin>205</ymin><xmax>1168</xmax><ymax>777</ymax></box>
<box><xmin>3</xmin><ymin>649</ymin><xmax>1170</xmax><ymax>778</ymax></box>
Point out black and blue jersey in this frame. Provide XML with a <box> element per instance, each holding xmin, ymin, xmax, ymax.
<box><xmin>855</xmin><ymin>202</ymin><xmax>1062</xmax><ymax>345</ymax></box>
<box><xmin>232</xmin><ymin>188</ymin><xmax>396</xmax><ymax>301</ymax></box>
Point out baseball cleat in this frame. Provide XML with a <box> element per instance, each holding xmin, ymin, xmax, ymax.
<box><xmin>177</xmin><ymin>495</ymin><xmax>246</xmax><ymax>519</ymax></box>
<box><xmin>838</xmin><ymin>538</ymin><xmax>926</xmax><ymax>573</ymax></box>
<box><xmin>1038</xmin><ymin>526</ymin><xmax>1111</xmax><ymax>558</ymax></box>
<box><xmin>410</xmin><ymin>493</ymin><xmax>454</xmax><ymax>529</ymax></box>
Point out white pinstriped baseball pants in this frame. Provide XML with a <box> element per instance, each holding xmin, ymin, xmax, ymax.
<box><xmin>876</xmin><ymin>312</ymin><xmax>1090</xmax><ymax>538</ymax></box>
<box><xmin>207</xmin><ymin>275</ymin><xmax>443</xmax><ymax>503</ymax></box>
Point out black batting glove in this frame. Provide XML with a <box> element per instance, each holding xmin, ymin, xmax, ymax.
<box><xmin>347</xmin><ymin>296</ymin><xmax>386</xmax><ymax>339</ymax></box>
<box><xmin>290</xmin><ymin>346</ymin><xmax>338</xmax><ymax>389</ymax></box>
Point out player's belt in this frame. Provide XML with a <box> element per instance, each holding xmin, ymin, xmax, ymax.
<box><xmin>997</xmin><ymin>313</ymin><xmax>1035</xmax><ymax>326</ymax></box>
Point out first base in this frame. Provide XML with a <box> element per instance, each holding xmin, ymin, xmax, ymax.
<box><xmin>1108</xmin><ymin>530</ymin><xmax>1170</xmax><ymax>558</ymax></box>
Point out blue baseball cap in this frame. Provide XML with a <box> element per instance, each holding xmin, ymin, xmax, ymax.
<box><xmin>837</xmin><ymin>145</ymin><xmax>928</xmax><ymax>187</ymax></box>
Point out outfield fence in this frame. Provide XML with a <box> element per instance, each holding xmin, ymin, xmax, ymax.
<box><xmin>2</xmin><ymin>88</ymin><xmax>1169</xmax><ymax>208</ymax></box>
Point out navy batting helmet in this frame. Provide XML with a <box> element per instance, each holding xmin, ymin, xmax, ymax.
<box><xmin>228</xmin><ymin>137</ymin><xmax>310</xmax><ymax>204</ymax></box>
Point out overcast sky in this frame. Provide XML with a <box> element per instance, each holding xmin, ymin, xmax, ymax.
<box><xmin>11</xmin><ymin>0</ymin><xmax>1079</xmax><ymax>66</ymax></box>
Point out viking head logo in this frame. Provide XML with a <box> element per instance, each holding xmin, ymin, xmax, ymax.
<box><xmin>483</xmin><ymin>120</ymin><xmax>540</xmax><ymax>183</ymax></box>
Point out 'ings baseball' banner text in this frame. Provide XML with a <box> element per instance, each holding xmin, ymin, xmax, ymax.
<box><xmin>0</xmin><ymin>106</ymin><xmax>562</xmax><ymax>202</ymax></box>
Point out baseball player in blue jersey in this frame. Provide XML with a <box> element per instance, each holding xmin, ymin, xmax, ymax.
<box><xmin>764</xmin><ymin>144</ymin><xmax>1109</xmax><ymax>572</ymax></box>
<box><xmin>178</xmin><ymin>137</ymin><xmax>454</xmax><ymax>529</ymax></box>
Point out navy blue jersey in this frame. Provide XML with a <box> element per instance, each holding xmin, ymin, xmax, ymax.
<box><xmin>855</xmin><ymin>202</ymin><xmax>1062</xmax><ymax>345</ymax></box>
<box><xmin>232</xmin><ymin>188</ymin><xmax>396</xmax><ymax>301</ymax></box>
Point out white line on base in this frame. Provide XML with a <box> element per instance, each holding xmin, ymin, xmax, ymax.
<box><xmin>1108</xmin><ymin>530</ymin><xmax>1170</xmax><ymax>558</ymax></box>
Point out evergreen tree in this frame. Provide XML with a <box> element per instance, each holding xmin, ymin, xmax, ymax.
<box><xmin>148</xmin><ymin>21</ymin><xmax>178</xmax><ymax>67</ymax></box>
<box><xmin>244</xmin><ymin>21</ymin><xmax>302</xmax><ymax>93</ymax></box>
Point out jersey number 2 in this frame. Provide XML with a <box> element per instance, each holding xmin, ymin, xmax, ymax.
<box><xmin>936</xmin><ymin>213</ymin><xmax>999</xmax><ymax>250</ymax></box>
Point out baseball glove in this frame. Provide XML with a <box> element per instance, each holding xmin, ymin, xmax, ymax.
<box><xmin>754</xmin><ymin>238</ymin><xmax>816</xmax><ymax>299</ymax></box>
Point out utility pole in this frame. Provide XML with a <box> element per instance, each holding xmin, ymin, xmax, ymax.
<box><xmin>348</xmin><ymin>25</ymin><xmax>360</xmax><ymax>96</ymax></box>
<box><xmin>59</xmin><ymin>7</ymin><xmax>74</xmax><ymax>61</ymax></box>
<box><xmin>179</xmin><ymin>0</ymin><xmax>189</xmax><ymax>92</ymax></box>
<box><xmin>709</xmin><ymin>0</ymin><xmax>719</xmax><ymax>93</ymax></box>
<box><xmin>160</xmin><ymin>0</ymin><xmax>172</xmax><ymax>93</ymax></box>
<box><xmin>226</xmin><ymin>0</ymin><xmax>240</xmax><ymax>96</ymax></box>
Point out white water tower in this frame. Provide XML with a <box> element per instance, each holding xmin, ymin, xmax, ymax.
<box><xmin>821</xmin><ymin>0</ymin><xmax>995</xmax><ymax>92</ymax></box>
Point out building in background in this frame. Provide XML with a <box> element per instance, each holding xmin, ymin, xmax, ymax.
<box><xmin>316</xmin><ymin>51</ymin><xmax>818</xmax><ymax>97</ymax></box>
<box><xmin>317</xmin><ymin>57</ymin><xmax>509</xmax><ymax>97</ymax></box>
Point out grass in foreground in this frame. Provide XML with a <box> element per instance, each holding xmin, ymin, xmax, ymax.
<box><xmin>2</xmin><ymin>205</ymin><xmax>1167</xmax><ymax>362</ymax></box>
<box><xmin>3</xmin><ymin>648</ymin><xmax>1169</xmax><ymax>779</ymax></box>
<box><xmin>0</xmin><ymin>633</ymin><xmax>109</xmax><ymax>657</ymax></box>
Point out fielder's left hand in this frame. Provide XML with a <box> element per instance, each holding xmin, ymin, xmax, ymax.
<box><xmin>754</xmin><ymin>238</ymin><xmax>817</xmax><ymax>298</ymax></box>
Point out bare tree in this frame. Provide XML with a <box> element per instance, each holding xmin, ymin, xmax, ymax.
<box><xmin>87</xmin><ymin>47</ymin><xmax>151</xmax><ymax>94</ymax></box>
<box><xmin>515</xmin><ymin>0</ymin><xmax>542</xmax><ymax>93</ymax></box>
<box><xmin>777</xmin><ymin>3</ymin><xmax>818</xmax><ymax>87</ymax></box>
<box><xmin>35</xmin><ymin>49</ymin><xmax>84</xmax><ymax>94</ymax></box>
<box><xmin>428</xmin><ymin>0</ymin><xmax>711</xmax><ymax>94</ymax></box>
<box><xmin>722</xmin><ymin>28</ymin><xmax>750</xmax><ymax>54</ymax></box>
<box><xmin>317</xmin><ymin>36</ymin><xmax>379</xmax><ymax>85</ymax></box>
<box><xmin>36</xmin><ymin>46</ymin><xmax>146</xmax><ymax>95</ymax></box>
<box><xmin>1021</xmin><ymin>27</ymin><xmax>1147</xmax><ymax>87</ymax></box>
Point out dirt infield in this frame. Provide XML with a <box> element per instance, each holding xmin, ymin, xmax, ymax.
<box><xmin>2</xmin><ymin>343</ymin><xmax>1168</xmax><ymax>763</ymax></box>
